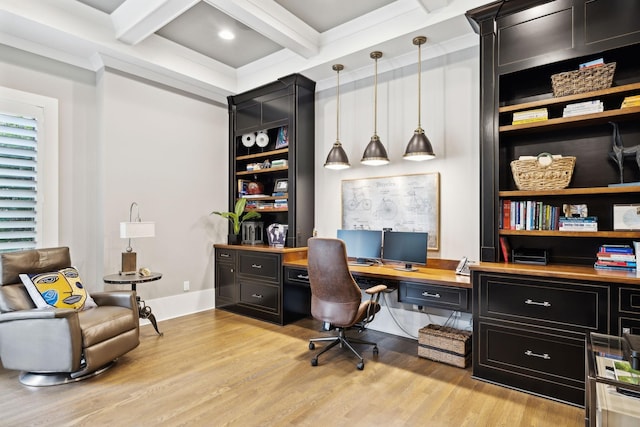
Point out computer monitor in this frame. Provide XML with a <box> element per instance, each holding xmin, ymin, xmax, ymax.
<box><xmin>336</xmin><ymin>229</ymin><xmax>382</xmax><ymax>266</ymax></box>
<box><xmin>382</xmin><ymin>231</ymin><xmax>428</xmax><ymax>271</ymax></box>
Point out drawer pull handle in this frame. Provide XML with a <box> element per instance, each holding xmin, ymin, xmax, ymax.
<box><xmin>422</xmin><ymin>292</ymin><xmax>441</xmax><ymax>298</ymax></box>
<box><xmin>525</xmin><ymin>299</ymin><xmax>551</xmax><ymax>307</ymax></box>
<box><xmin>297</xmin><ymin>274</ymin><xmax>309</xmax><ymax>280</ymax></box>
<box><xmin>251</xmin><ymin>264</ymin><xmax>262</xmax><ymax>269</ymax></box>
<box><xmin>251</xmin><ymin>293</ymin><xmax>263</xmax><ymax>299</ymax></box>
<box><xmin>524</xmin><ymin>350</ymin><xmax>551</xmax><ymax>360</ymax></box>
<box><xmin>220</xmin><ymin>253</ymin><xmax>230</xmax><ymax>258</ymax></box>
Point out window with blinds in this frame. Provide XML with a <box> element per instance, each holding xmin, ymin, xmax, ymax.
<box><xmin>0</xmin><ymin>112</ymin><xmax>37</xmax><ymax>252</ymax></box>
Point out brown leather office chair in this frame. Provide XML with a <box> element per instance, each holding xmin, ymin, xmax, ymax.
<box><xmin>307</xmin><ymin>237</ymin><xmax>387</xmax><ymax>370</ymax></box>
<box><xmin>0</xmin><ymin>247</ymin><xmax>140</xmax><ymax>386</ymax></box>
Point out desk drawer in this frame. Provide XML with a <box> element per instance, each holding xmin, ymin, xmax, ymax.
<box><xmin>476</xmin><ymin>321</ymin><xmax>585</xmax><ymax>404</ymax></box>
<box><xmin>477</xmin><ymin>273</ymin><xmax>608</xmax><ymax>332</ymax></box>
<box><xmin>216</xmin><ymin>248</ymin><xmax>236</xmax><ymax>263</ymax></box>
<box><xmin>284</xmin><ymin>267</ymin><xmax>309</xmax><ymax>286</ymax></box>
<box><xmin>238</xmin><ymin>252</ymin><xmax>280</xmax><ymax>282</ymax></box>
<box><xmin>399</xmin><ymin>281</ymin><xmax>468</xmax><ymax>311</ymax></box>
<box><xmin>239</xmin><ymin>280</ymin><xmax>279</xmax><ymax>313</ymax></box>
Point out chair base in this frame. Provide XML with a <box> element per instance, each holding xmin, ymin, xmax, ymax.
<box><xmin>309</xmin><ymin>328</ymin><xmax>378</xmax><ymax>370</ymax></box>
<box><xmin>18</xmin><ymin>360</ymin><xmax>116</xmax><ymax>387</ymax></box>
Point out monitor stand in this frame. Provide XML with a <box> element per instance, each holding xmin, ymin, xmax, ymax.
<box><xmin>394</xmin><ymin>263</ymin><xmax>418</xmax><ymax>272</ymax></box>
<box><xmin>349</xmin><ymin>258</ymin><xmax>374</xmax><ymax>266</ymax></box>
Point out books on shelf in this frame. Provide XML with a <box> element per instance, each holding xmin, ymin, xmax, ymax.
<box><xmin>562</xmin><ymin>100</ymin><xmax>604</xmax><ymax>117</ymax></box>
<box><xmin>621</xmin><ymin>95</ymin><xmax>640</xmax><ymax>109</ymax></box>
<box><xmin>558</xmin><ymin>216</ymin><xmax>598</xmax><ymax>231</ymax></box>
<box><xmin>500</xmin><ymin>200</ymin><xmax>561</xmax><ymax>231</ymax></box>
<box><xmin>512</xmin><ymin>108</ymin><xmax>548</xmax><ymax>125</ymax></box>
<box><xmin>594</xmin><ymin>244</ymin><xmax>637</xmax><ymax>272</ymax></box>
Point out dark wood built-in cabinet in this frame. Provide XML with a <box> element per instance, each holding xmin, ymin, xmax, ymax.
<box><xmin>216</xmin><ymin>74</ymin><xmax>315</xmax><ymax>324</ymax></box>
<box><xmin>227</xmin><ymin>74</ymin><xmax>315</xmax><ymax>247</ymax></box>
<box><xmin>467</xmin><ymin>0</ymin><xmax>640</xmax><ymax>406</ymax></box>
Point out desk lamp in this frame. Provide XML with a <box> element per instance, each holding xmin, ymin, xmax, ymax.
<box><xmin>120</xmin><ymin>202</ymin><xmax>155</xmax><ymax>275</ymax></box>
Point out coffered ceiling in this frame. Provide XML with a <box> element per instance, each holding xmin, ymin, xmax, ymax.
<box><xmin>0</xmin><ymin>0</ymin><xmax>490</xmax><ymax>103</ymax></box>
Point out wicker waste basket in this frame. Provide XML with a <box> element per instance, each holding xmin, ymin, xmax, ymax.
<box><xmin>418</xmin><ymin>324</ymin><xmax>472</xmax><ymax>368</ymax></box>
<box><xmin>510</xmin><ymin>153</ymin><xmax>575</xmax><ymax>191</ymax></box>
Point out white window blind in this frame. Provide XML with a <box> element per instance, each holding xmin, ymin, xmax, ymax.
<box><xmin>0</xmin><ymin>112</ymin><xmax>38</xmax><ymax>252</ymax></box>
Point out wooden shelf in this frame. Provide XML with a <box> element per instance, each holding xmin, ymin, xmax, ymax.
<box><xmin>246</xmin><ymin>207</ymin><xmax>288</xmax><ymax>213</ymax></box>
<box><xmin>499</xmin><ymin>229</ymin><xmax>640</xmax><ymax>238</ymax></box>
<box><xmin>499</xmin><ymin>82</ymin><xmax>640</xmax><ymax>113</ymax></box>
<box><xmin>499</xmin><ymin>106</ymin><xmax>640</xmax><ymax>133</ymax></box>
<box><xmin>499</xmin><ymin>186</ymin><xmax>640</xmax><ymax>197</ymax></box>
<box><xmin>239</xmin><ymin>195</ymin><xmax>287</xmax><ymax>202</ymax></box>
<box><xmin>236</xmin><ymin>166</ymin><xmax>288</xmax><ymax>176</ymax></box>
<box><xmin>236</xmin><ymin>148</ymin><xmax>288</xmax><ymax>161</ymax></box>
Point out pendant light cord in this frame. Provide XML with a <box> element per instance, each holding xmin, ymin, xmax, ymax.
<box><xmin>374</xmin><ymin>55</ymin><xmax>378</xmax><ymax>136</ymax></box>
<box><xmin>417</xmin><ymin>41</ymin><xmax>422</xmax><ymax>129</ymax></box>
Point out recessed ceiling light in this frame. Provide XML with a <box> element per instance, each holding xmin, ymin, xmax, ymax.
<box><xmin>218</xmin><ymin>30</ymin><xmax>235</xmax><ymax>40</ymax></box>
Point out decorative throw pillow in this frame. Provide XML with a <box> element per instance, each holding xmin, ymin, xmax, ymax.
<box><xmin>20</xmin><ymin>267</ymin><xmax>97</xmax><ymax>311</ymax></box>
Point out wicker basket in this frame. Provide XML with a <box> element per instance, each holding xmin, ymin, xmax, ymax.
<box><xmin>510</xmin><ymin>153</ymin><xmax>576</xmax><ymax>191</ymax></box>
<box><xmin>551</xmin><ymin>62</ymin><xmax>616</xmax><ymax>97</ymax></box>
<box><xmin>418</xmin><ymin>324</ymin><xmax>472</xmax><ymax>368</ymax></box>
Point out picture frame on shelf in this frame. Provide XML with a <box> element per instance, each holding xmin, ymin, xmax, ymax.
<box><xmin>274</xmin><ymin>178</ymin><xmax>288</xmax><ymax>193</ymax></box>
<box><xmin>275</xmin><ymin>126</ymin><xmax>289</xmax><ymax>149</ymax></box>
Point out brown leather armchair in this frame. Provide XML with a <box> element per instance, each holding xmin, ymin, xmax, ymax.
<box><xmin>306</xmin><ymin>238</ymin><xmax>387</xmax><ymax>370</ymax></box>
<box><xmin>0</xmin><ymin>247</ymin><xmax>140</xmax><ymax>386</ymax></box>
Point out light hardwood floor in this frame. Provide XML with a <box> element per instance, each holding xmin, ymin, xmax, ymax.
<box><xmin>0</xmin><ymin>310</ymin><xmax>584</xmax><ymax>426</ymax></box>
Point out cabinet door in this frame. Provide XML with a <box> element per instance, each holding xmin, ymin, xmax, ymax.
<box><xmin>215</xmin><ymin>261</ymin><xmax>236</xmax><ymax>305</ymax></box>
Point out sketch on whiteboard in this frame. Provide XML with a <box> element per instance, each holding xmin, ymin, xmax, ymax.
<box><xmin>341</xmin><ymin>173</ymin><xmax>440</xmax><ymax>250</ymax></box>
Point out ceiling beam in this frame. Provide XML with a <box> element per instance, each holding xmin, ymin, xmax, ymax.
<box><xmin>203</xmin><ymin>0</ymin><xmax>319</xmax><ymax>58</ymax></box>
<box><xmin>111</xmin><ymin>0</ymin><xmax>199</xmax><ymax>45</ymax></box>
<box><xmin>415</xmin><ymin>0</ymin><xmax>451</xmax><ymax>13</ymax></box>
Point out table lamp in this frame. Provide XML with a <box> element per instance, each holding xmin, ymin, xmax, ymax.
<box><xmin>120</xmin><ymin>202</ymin><xmax>155</xmax><ymax>275</ymax></box>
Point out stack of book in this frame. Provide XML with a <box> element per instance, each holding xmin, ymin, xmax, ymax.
<box><xmin>562</xmin><ymin>100</ymin><xmax>604</xmax><ymax>117</ymax></box>
<box><xmin>595</xmin><ymin>245</ymin><xmax>636</xmax><ymax>271</ymax></box>
<box><xmin>273</xmin><ymin>199</ymin><xmax>288</xmax><ymax>209</ymax></box>
<box><xmin>512</xmin><ymin>108</ymin><xmax>548</xmax><ymax>125</ymax></box>
<box><xmin>558</xmin><ymin>216</ymin><xmax>598</xmax><ymax>231</ymax></box>
<box><xmin>621</xmin><ymin>95</ymin><xmax>640</xmax><ymax>109</ymax></box>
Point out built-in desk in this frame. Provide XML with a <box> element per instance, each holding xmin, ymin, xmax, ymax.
<box><xmin>283</xmin><ymin>257</ymin><xmax>471</xmax><ymax>320</ymax></box>
<box><xmin>213</xmin><ymin>244</ymin><xmax>470</xmax><ymax>325</ymax></box>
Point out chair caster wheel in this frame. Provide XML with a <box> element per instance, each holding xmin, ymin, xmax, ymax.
<box><xmin>373</xmin><ymin>346</ymin><xmax>379</xmax><ymax>355</ymax></box>
<box><xmin>309</xmin><ymin>342</ymin><xmax>315</xmax><ymax>350</ymax></box>
<box><xmin>311</xmin><ymin>358</ymin><xmax>318</xmax><ymax>366</ymax></box>
<box><xmin>357</xmin><ymin>362</ymin><xmax>364</xmax><ymax>370</ymax></box>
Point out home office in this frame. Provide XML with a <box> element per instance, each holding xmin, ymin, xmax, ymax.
<box><xmin>1</xmin><ymin>0</ymin><xmax>639</xmax><ymax>425</ymax></box>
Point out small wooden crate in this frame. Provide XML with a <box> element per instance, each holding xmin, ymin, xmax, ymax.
<box><xmin>418</xmin><ymin>324</ymin><xmax>472</xmax><ymax>368</ymax></box>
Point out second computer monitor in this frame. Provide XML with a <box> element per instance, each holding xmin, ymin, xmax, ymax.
<box><xmin>336</xmin><ymin>229</ymin><xmax>382</xmax><ymax>266</ymax></box>
<box><xmin>382</xmin><ymin>231</ymin><xmax>428</xmax><ymax>271</ymax></box>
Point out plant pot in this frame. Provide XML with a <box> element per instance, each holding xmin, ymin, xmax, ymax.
<box><xmin>227</xmin><ymin>234</ymin><xmax>241</xmax><ymax>245</ymax></box>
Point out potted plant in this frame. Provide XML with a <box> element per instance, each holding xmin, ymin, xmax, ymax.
<box><xmin>212</xmin><ymin>198</ymin><xmax>261</xmax><ymax>244</ymax></box>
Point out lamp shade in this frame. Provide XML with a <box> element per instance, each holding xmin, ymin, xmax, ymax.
<box><xmin>361</xmin><ymin>135</ymin><xmax>389</xmax><ymax>166</ymax></box>
<box><xmin>403</xmin><ymin>128</ymin><xmax>435</xmax><ymax>161</ymax></box>
<box><xmin>120</xmin><ymin>222</ymin><xmax>155</xmax><ymax>239</ymax></box>
<box><xmin>324</xmin><ymin>142</ymin><xmax>350</xmax><ymax>170</ymax></box>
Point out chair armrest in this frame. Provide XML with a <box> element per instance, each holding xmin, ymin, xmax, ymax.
<box><xmin>0</xmin><ymin>307</ymin><xmax>76</xmax><ymax>322</ymax></box>
<box><xmin>365</xmin><ymin>284</ymin><xmax>387</xmax><ymax>295</ymax></box>
<box><xmin>91</xmin><ymin>291</ymin><xmax>137</xmax><ymax>310</ymax></box>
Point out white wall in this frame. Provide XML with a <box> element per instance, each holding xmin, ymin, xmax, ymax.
<box><xmin>313</xmin><ymin>47</ymin><xmax>479</xmax><ymax>337</ymax></box>
<box><xmin>0</xmin><ymin>46</ymin><xmax>229</xmax><ymax>313</ymax></box>
<box><xmin>0</xmin><ymin>42</ymin><xmax>480</xmax><ymax>339</ymax></box>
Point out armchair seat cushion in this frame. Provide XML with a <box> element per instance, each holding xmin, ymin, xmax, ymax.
<box><xmin>78</xmin><ymin>306</ymin><xmax>137</xmax><ymax>347</ymax></box>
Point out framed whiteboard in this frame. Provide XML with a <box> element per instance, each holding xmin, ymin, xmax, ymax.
<box><xmin>341</xmin><ymin>173</ymin><xmax>440</xmax><ymax>250</ymax></box>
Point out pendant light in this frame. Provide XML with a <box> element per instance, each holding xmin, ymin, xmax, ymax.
<box><xmin>404</xmin><ymin>36</ymin><xmax>435</xmax><ymax>161</ymax></box>
<box><xmin>361</xmin><ymin>51</ymin><xmax>390</xmax><ymax>166</ymax></box>
<box><xmin>324</xmin><ymin>64</ymin><xmax>351</xmax><ymax>170</ymax></box>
